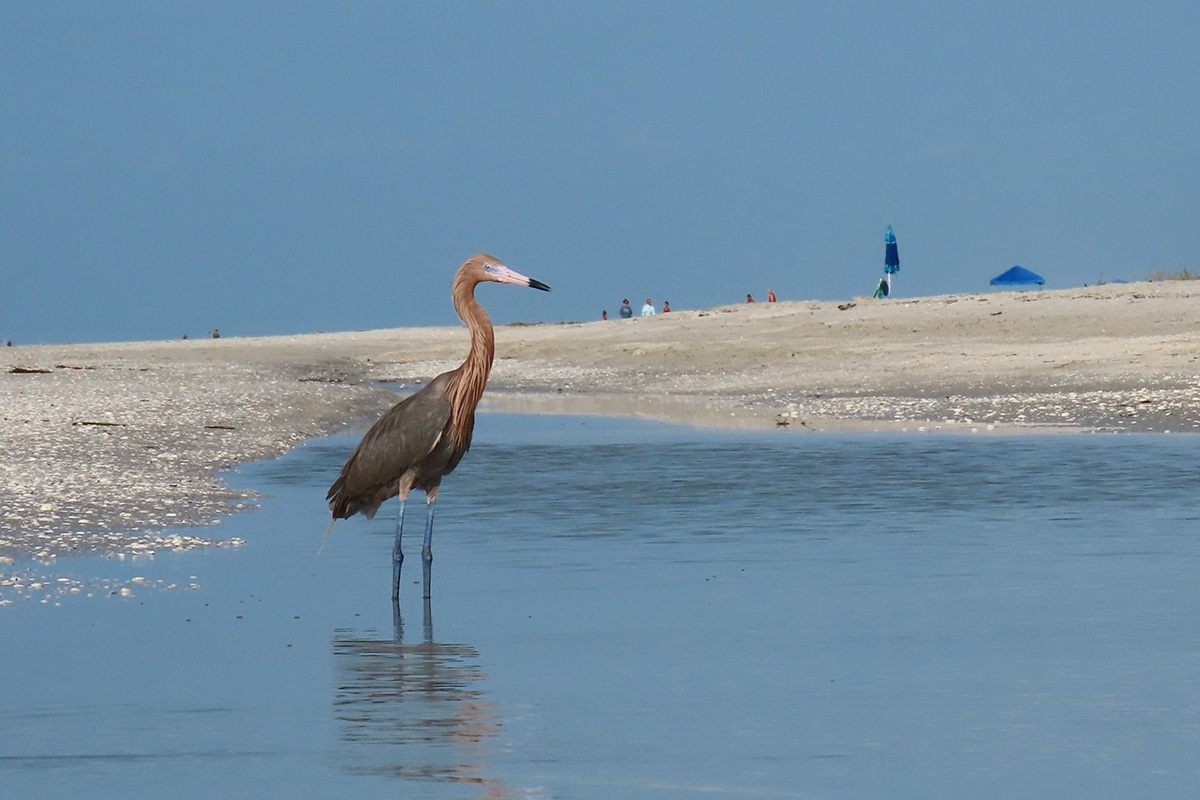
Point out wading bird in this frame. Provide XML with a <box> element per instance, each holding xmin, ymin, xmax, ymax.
<box><xmin>326</xmin><ymin>254</ymin><xmax>551</xmax><ymax>602</ymax></box>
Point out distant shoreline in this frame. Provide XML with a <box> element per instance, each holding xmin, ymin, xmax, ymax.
<box><xmin>3</xmin><ymin>280</ymin><xmax>1199</xmax><ymax>562</ymax></box>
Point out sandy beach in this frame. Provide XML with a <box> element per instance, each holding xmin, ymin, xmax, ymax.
<box><xmin>2</xmin><ymin>280</ymin><xmax>1198</xmax><ymax>562</ymax></box>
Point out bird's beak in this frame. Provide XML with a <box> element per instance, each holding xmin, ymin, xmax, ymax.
<box><xmin>491</xmin><ymin>264</ymin><xmax>551</xmax><ymax>292</ymax></box>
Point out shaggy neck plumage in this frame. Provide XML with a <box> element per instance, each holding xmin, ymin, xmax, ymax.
<box><xmin>445</xmin><ymin>272</ymin><xmax>494</xmax><ymax>450</ymax></box>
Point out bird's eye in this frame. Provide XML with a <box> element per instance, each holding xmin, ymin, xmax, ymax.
<box><xmin>484</xmin><ymin>264</ymin><xmax>499</xmax><ymax>273</ymax></box>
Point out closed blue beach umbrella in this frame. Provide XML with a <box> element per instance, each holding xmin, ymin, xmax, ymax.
<box><xmin>882</xmin><ymin>225</ymin><xmax>900</xmax><ymax>295</ymax></box>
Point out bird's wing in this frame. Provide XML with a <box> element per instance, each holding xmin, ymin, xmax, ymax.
<box><xmin>326</xmin><ymin>375</ymin><xmax>454</xmax><ymax>512</ymax></box>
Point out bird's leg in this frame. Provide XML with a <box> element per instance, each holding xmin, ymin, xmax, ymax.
<box><xmin>421</xmin><ymin>497</ymin><xmax>436</xmax><ymax>599</ymax></box>
<box><xmin>392</xmin><ymin>497</ymin><xmax>407</xmax><ymax>602</ymax></box>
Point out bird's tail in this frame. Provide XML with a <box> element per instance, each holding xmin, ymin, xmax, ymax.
<box><xmin>317</xmin><ymin>517</ymin><xmax>337</xmax><ymax>556</ymax></box>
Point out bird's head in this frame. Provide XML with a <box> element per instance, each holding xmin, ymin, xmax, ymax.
<box><xmin>464</xmin><ymin>254</ymin><xmax>551</xmax><ymax>292</ymax></box>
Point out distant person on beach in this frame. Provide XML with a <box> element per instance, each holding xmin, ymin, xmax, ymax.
<box><xmin>641</xmin><ymin>298</ymin><xmax>656</xmax><ymax>316</ymax></box>
<box><xmin>662</xmin><ymin>300</ymin><xmax>671</xmax><ymax>313</ymax></box>
<box><xmin>601</xmin><ymin>310</ymin><xmax>608</xmax><ymax>320</ymax></box>
<box><xmin>746</xmin><ymin>294</ymin><xmax>755</xmax><ymax>303</ymax></box>
<box><xmin>619</xmin><ymin>299</ymin><xmax>633</xmax><ymax>319</ymax></box>
<box><xmin>767</xmin><ymin>289</ymin><xmax>776</xmax><ymax>303</ymax></box>
<box><xmin>211</xmin><ymin>329</ymin><xmax>220</xmax><ymax>338</ymax></box>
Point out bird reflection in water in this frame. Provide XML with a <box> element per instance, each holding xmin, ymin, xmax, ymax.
<box><xmin>331</xmin><ymin>600</ymin><xmax>509</xmax><ymax>796</ymax></box>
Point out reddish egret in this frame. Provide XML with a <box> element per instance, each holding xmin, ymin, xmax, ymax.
<box><xmin>326</xmin><ymin>254</ymin><xmax>550</xmax><ymax>601</ymax></box>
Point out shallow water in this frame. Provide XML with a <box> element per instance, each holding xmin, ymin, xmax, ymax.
<box><xmin>2</xmin><ymin>415</ymin><xmax>1199</xmax><ymax>798</ymax></box>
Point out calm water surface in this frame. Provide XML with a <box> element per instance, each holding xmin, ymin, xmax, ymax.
<box><xmin>2</xmin><ymin>415</ymin><xmax>1199</xmax><ymax>799</ymax></box>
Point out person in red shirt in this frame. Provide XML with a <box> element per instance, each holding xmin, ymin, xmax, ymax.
<box><xmin>767</xmin><ymin>288</ymin><xmax>776</xmax><ymax>302</ymax></box>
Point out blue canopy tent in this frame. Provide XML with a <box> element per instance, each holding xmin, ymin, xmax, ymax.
<box><xmin>990</xmin><ymin>266</ymin><xmax>1045</xmax><ymax>286</ymax></box>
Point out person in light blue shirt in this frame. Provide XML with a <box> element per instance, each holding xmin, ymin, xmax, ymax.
<box><xmin>641</xmin><ymin>298</ymin><xmax>655</xmax><ymax>317</ymax></box>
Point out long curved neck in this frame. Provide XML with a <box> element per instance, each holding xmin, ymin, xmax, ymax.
<box><xmin>446</xmin><ymin>274</ymin><xmax>494</xmax><ymax>447</ymax></box>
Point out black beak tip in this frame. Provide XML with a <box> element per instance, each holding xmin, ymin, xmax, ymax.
<box><xmin>529</xmin><ymin>278</ymin><xmax>551</xmax><ymax>292</ymax></box>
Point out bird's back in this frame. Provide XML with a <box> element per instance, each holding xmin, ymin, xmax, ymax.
<box><xmin>326</xmin><ymin>373</ymin><xmax>460</xmax><ymax>519</ymax></box>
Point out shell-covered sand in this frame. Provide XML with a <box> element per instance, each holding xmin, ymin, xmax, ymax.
<box><xmin>3</xmin><ymin>280</ymin><xmax>1198</xmax><ymax>564</ymax></box>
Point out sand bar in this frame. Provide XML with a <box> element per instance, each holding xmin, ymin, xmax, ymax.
<box><xmin>2</xmin><ymin>280</ymin><xmax>1198</xmax><ymax>564</ymax></box>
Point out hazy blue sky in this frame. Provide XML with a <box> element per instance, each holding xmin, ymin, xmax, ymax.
<box><xmin>2</xmin><ymin>2</ymin><xmax>1197</xmax><ymax>344</ymax></box>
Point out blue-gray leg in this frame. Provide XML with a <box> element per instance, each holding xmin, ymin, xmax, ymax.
<box><xmin>392</xmin><ymin>498</ymin><xmax>407</xmax><ymax>602</ymax></box>
<box><xmin>421</xmin><ymin>500</ymin><xmax>436</xmax><ymax>599</ymax></box>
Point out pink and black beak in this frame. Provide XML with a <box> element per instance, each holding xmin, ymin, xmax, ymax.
<box><xmin>486</xmin><ymin>263</ymin><xmax>551</xmax><ymax>292</ymax></box>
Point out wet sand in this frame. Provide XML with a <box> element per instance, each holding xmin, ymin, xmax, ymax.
<box><xmin>2</xmin><ymin>280</ymin><xmax>1198</xmax><ymax>561</ymax></box>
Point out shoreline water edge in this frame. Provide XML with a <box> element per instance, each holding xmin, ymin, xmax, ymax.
<box><xmin>2</xmin><ymin>281</ymin><xmax>1198</xmax><ymax>566</ymax></box>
